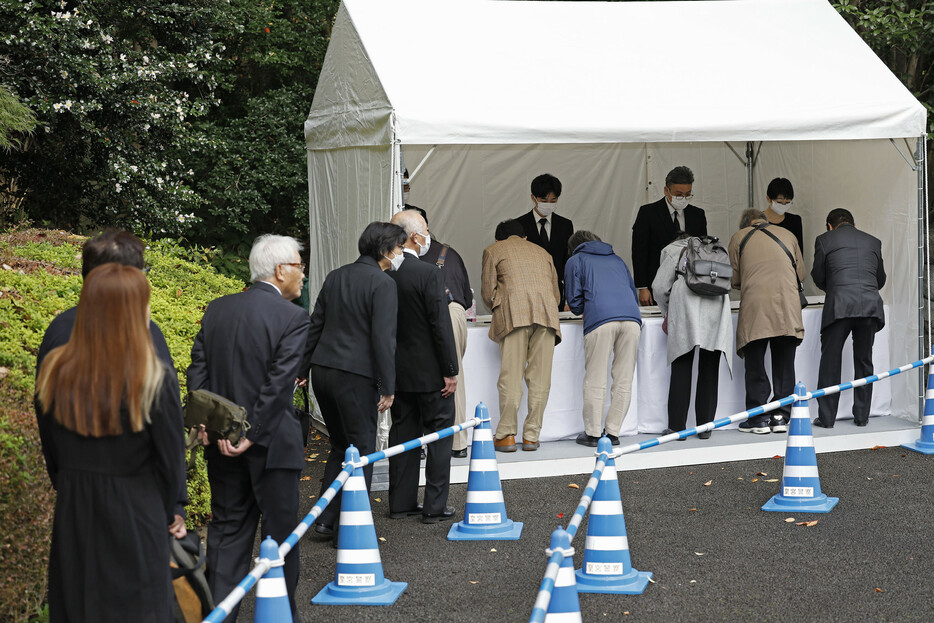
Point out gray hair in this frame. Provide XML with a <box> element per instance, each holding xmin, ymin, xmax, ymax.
<box><xmin>739</xmin><ymin>209</ymin><xmax>767</xmax><ymax>229</ymax></box>
<box><xmin>568</xmin><ymin>230</ymin><xmax>600</xmax><ymax>256</ymax></box>
<box><xmin>249</xmin><ymin>234</ymin><xmax>303</xmax><ymax>282</ymax></box>
<box><xmin>390</xmin><ymin>209</ymin><xmax>425</xmax><ymax>237</ymax></box>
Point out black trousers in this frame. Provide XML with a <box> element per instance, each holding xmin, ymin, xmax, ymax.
<box><xmin>388</xmin><ymin>390</ymin><xmax>455</xmax><ymax>516</ymax></box>
<box><xmin>668</xmin><ymin>347</ymin><xmax>721</xmax><ymax>431</ymax></box>
<box><xmin>312</xmin><ymin>365</ymin><xmax>379</xmax><ymax>530</ymax></box>
<box><xmin>817</xmin><ymin>317</ymin><xmax>876</xmax><ymax>425</ymax></box>
<box><xmin>742</xmin><ymin>336</ymin><xmax>798</xmax><ymax>420</ymax></box>
<box><xmin>205</xmin><ymin>445</ymin><xmax>300</xmax><ymax>622</ymax></box>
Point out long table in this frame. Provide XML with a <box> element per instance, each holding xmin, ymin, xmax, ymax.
<box><xmin>461</xmin><ymin>307</ymin><xmax>891</xmax><ymax>443</ymax></box>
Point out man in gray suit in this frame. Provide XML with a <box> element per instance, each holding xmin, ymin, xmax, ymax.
<box><xmin>812</xmin><ymin>208</ymin><xmax>886</xmax><ymax>428</ymax></box>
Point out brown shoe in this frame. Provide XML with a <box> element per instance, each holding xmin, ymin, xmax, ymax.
<box><xmin>494</xmin><ymin>435</ymin><xmax>517</xmax><ymax>452</ymax></box>
<box><xmin>522</xmin><ymin>439</ymin><xmax>540</xmax><ymax>451</ymax></box>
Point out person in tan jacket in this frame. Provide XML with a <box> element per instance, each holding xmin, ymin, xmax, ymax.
<box><xmin>481</xmin><ymin>219</ymin><xmax>561</xmax><ymax>452</ymax></box>
<box><xmin>728</xmin><ymin>209</ymin><xmax>807</xmax><ymax>434</ymax></box>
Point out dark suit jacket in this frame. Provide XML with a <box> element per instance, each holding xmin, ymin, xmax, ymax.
<box><xmin>305</xmin><ymin>255</ymin><xmax>397</xmax><ymax>396</ymax></box>
<box><xmin>390</xmin><ymin>253</ymin><xmax>459</xmax><ymax>393</ymax></box>
<box><xmin>37</xmin><ymin>307</ymin><xmax>188</xmax><ymax>519</ymax></box>
<box><xmin>188</xmin><ymin>281</ymin><xmax>310</xmax><ymax>470</ymax></box>
<box><xmin>517</xmin><ymin>209</ymin><xmax>574</xmax><ymax>307</ymax></box>
<box><xmin>631</xmin><ymin>197</ymin><xmax>707</xmax><ymax>289</ymax></box>
<box><xmin>811</xmin><ymin>223</ymin><xmax>886</xmax><ymax>332</ymax></box>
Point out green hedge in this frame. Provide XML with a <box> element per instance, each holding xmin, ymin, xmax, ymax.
<box><xmin>0</xmin><ymin>228</ymin><xmax>243</xmax><ymax>622</ymax></box>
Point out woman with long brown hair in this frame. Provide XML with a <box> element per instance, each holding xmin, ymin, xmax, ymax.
<box><xmin>35</xmin><ymin>263</ymin><xmax>185</xmax><ymax>622</ymax></box>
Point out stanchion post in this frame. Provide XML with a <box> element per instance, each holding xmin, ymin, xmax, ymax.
<box><xmin>252</xmin><ymin>537</ymin><xmax>292</xmax><ymax>623</ymax></box>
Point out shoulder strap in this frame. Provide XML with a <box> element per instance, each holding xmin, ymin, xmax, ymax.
<box><xmin>744</xmin><ymin>223</ymin><xmax>804</xmax><ymax>290</ymax></box>
<box><xmin>738</xmin><ymin>222</ymin><xmax>767</xmax><ymax>260</ymax></box>
<box><xmin>436</xmin><ymin>244</ymin><xmax>449</xmax><ymax>268</ymax></box>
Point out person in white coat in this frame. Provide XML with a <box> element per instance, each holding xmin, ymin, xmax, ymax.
<box><xmin>652</xmin><ymin>234</ymin><xmax>733</xmax><ymax>439</ymax></box>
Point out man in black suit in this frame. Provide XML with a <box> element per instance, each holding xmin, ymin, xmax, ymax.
<box><xmin>37</xmin><ymin>229</ymin><xmax>188</xmax><ymax>539</ymax></box>
<box><xmin>387</xmin><ymin>210</ymin><xmax>459</xmax><ymax>523</ymax></box>
<box><xmin>516</xmin><ymin>173</ymin><xmax>574</xmax><ymax>309</ymax></box>
<box><xmin>188</xmin><ymin>234</ymin><xmax>310</xmax><ymax>622</ymax></box>
<box><xmin>812</xmin><ymin>208</ymin><xmax>886</xmax><ymax>428</ymax></box>
<box><xmin>631</xmin><ymin>165</ymin><xmax>707</xmax><ymax>305</ymax></box>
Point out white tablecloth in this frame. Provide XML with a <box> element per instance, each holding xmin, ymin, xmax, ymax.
<box><xmin>462</xmin><ymin>307</ymin><xmax>890</xmax><ymax>443</ymax></box>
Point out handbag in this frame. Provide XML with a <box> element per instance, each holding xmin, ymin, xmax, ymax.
<box><xmin>170</xmin><ymin>533</ymin><xmax>214</xmax><ymax>623</ymax></box>
<box><xmin>183</xmin><ymin>389</ymin><xmax>250</xmax><ymax>466</ymax></box>
<box><xmin>739</xmin><ymin>223</ymin><xmax>808</xmax><ymax>309</ymax></box>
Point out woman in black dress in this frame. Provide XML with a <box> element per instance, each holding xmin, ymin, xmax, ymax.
<box><xmin>35</xmin><ymin>263</ymin><xmax>185</xmax><ymax>623</ymax></box>
<box><xmin>764</xmin><ymin>177</ymin><xmax>804</xmax><ymax>252</ymax></box>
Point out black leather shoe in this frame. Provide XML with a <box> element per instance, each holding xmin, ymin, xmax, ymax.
<box><xmin>602</xmin><ymin>431</ymin><xmax>621</xmax><ymax>446</ymax></box>
<box><xmin>313</xmin><ymin>522</ymin><xmax>334</xmax><ymax>537</ymax></box>
<box><xmin>451</xmin><ymin>448</ymin><xmax>468</xmax><ymax>458</ymax></box>
<box><xmin>389</xmin><ymin>504</ymin><xmax>423</xmax><ymax>519</ymax></box>
<box><xmin>662</xmin><ymin>428</ymin><xmax>687</xmax><ymax>441</ymax></box>
<box><xmin>812</xmin><ymin>418</ymin><xmax>833</xmax><ymax>429</ymax></box>
<box><xmin>575</xmin><ymin>433</ymin><xmax>599</xmax><ymax>447</ymax></box>
<box><xmin>854</xmin><ymin>420</ymin><xmax>868</xmax><ymax>427</ymax></box>
<box><xmin>421</xmin><ymin>506</ymin><xmax>456</xmax><ymax>524</ymax></box>
<box><xmin>698</xmin><ymin>431</ymin><xmax>712</xmax><ymax>439</ymax></box>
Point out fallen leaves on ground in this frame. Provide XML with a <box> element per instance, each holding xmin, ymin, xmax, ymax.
<box><xmin>795</xmin><ymin>520</ymin><xmax>819</xmax><ymax>527</ymax></box>
<box><xmin>875</xmin><ymin>588</ymin><xmax>884</xmax><ymax>592</ymax></box>
<box><xmin>557</xmin><ymin>512</ymin><xmax>565</xmax><ymax>518</ymax></box>
<box><xmin>694</xmin><ymin>552</ymin><xmax>705</xmax><ymax>556</ymax></box>
<box><xmin>469</xmin><ymin>581</ymin><xmax>478</xmax><ymax>584</ymax></box>
<box><xmin>703</xmin><ymin>480</ymin><xmax>712</xmax><ymax>486</ymax></box>
<box><xmin>689</xmin><ymin>508</ymin><xmax>697</xmax><ymax>512</ymax></box>
<box><xmin>568</xmin><ymin>483</ymin><xmax>580</xmax><ymax>489</ymax></box>
<box><xmin>374</xmin><ymin>497</ymin><xmax>382</xmax><ymax>502</ymax></box>
<box><xmin>378</xmin><ymin>537</ymin><xmax>386</xmax><ymax>542</ymax></box>
<box><xmin>870</xmin><ymin>445</ymin><xmax>886</xmax><ymax>450</ymax></box>
<box><xmin>300</xmin><ymin>476</ymin><xmax>311</xmax><ymax>481</ymax></box>
<box><xmin>784</xmin><ymin>517</ymin><xmax>796</xmax><ymax>523</ymax></box>
<box><xmin>490</xmin><ymin>548</ymin><xmax>497</xmax><ymax>552</ymax></box>
<box><xmin>765</xmin><ymin>478</ymin><xmax>779</xmax><ymax>482</ymax></box>
<box><xmin>752</xmin><ymin>478</ymin><xmax>759</xmax><ymax>482</ymax></box>
<box><xmin>772</xmin><ymin>455</ymin><xmax>783</xmax><ymax>459</ymax></box>
<box><xmin>756</xmin><ymin>471</ymin><xmax>768</xmax><ymax>476</ymax></box>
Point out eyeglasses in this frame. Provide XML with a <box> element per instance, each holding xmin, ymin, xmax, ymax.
<box><xmin>280</xmin><ymin>262</ymin><xmax>305</xmax><ymax>271</ymax></box>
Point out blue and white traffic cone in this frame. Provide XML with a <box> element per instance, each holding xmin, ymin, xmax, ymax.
<box><xmin>903</xmin><ymin>349</ymin><xmax>934</xmax><ymax>454</ymax></box>
<box><xmin>253</xmin><ymin>537</ymin><xmax>292</xmax><ymax>623</ymax></box>
<box><xmin>575</xmin><ymin>436</ymin><xmax>652</xmax><ymax>594</ymax></box>
<box><xmin>448</xmin><ymin>403</ymin><xmax>523</xmax><ymax>540</ymax></box>
<box><xmin>312</xmin><ymin>445</ymin><xmax>407</xmax><ymax>605</ymax></box>
<box><xmin>544</xmin><ymin>528</ymin><xmax>582</xmax><ymax>623</ymax></box>
<box><xmin>763</xmin><ymin>382</ymin><xmax>838</xmax><ymax>513</ymax></box>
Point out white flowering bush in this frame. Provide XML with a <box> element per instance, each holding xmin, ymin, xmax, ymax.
<box><xmin>0</xmin><ymin>0</ymin><xmax>231</xmax><ymax>235</ymax></box>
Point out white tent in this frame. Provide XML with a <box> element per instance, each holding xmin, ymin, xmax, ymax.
<box><xmin>305</xmin><ymin>0</ymin><xmax>928</xmax><ymax>418</ymax></box>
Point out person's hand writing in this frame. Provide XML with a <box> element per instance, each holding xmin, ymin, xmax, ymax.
<box><xmin>168</xmin><ymin>514</ymin><xmax>187</xmax><ymax>539</ymax></box>
<box><xmin>441</xmin><ymin>376</ymin><xmax>457</xmax><ymax>398</ymax></box>
<box><xmin>219</xmin><ymin>437</ymin><xmax>252</xmax><ymax>457</ymax></box>
<box><xmin>377</xmin><ymin>394</ymin><xmax>394</xmax><ymax>412</ymax></box>
<box><xmin>638</xmin><ymin>288</ymin><xmax>655</xmax><ymax>306</ymax></box>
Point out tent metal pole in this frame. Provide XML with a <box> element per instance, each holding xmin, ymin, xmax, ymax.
<box><xmin>918</xmin><ymin>135</ymin><xmax>930</xmax><ymax>420</ymax></box>
<box><xmin>746</xmin><ymin>141</ymin><xmax>755</xmax><ymax>208</ymax></box>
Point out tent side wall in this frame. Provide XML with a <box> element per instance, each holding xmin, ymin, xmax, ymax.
<box><xmin>307</xmin><ymin>145</ymin><xmax>394</xmax><ymax>297</ymax></box>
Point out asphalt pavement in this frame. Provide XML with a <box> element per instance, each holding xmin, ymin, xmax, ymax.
<box><xmin>234</xmin><ymin>436</ymin><xmax>934</xmax><ymax>623</ymax></box>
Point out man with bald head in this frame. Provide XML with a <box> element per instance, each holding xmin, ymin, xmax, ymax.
<box><xmin>386</xmin><ymin>210</ymin><xmax>460</xmax><ymax>523</ymax></box>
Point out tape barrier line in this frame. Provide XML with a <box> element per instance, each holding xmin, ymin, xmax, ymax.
<box><xmin>528</xmin><ymin>352</ymin><xmax>934</xmax><ymax>622</ymax></box>
<box><xmin>529</xmin><ymin>452</ymin><xmax>608</xmax><ymax>622</ymax></box>
<box><xmin>203</xmin><ymin>416</ymin><xmax>485</xmax><ymax>622</ymax></box>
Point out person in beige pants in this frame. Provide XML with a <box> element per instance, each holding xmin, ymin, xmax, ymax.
<box><xmin>564</xmin><ymin>231</ymin><xmax>642</xmax><ymax>447</ymax></box>
<box><xmin>481</xmin><ymin>219</ymin><xmax>561</xmax><ymax>452</ymax></box>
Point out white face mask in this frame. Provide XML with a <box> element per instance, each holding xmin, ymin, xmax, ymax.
<box><xmin>385</xmin><ymin>252</ymin><xmax>404</xmax><ymax>271</ymax></box>
<box><xmin>770</xmin><ymin>200</ymin><xmax>791</xmax><ymax>216</ymax></box>
<box><xmin>668</xmin><ymin>196</ymin><xmax>689</xmax><ymax>211</ymax></box>
<box><xmin>535</xmin><ymin>202</ymin><xmax>556</xmax><ymax>217</ymax></box>
<box><xmin>417</xmin><ymin>232</ymin><xmax>431</xmax><ymax>257</ymax></box>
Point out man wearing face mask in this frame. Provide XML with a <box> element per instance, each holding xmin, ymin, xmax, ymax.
<box><xmin>763</xmin><ymin>177</ymin><xmax>804</xmax><ymax>253</ymax></box>
<box><xmin>632</xmin><ymin>166</ymin><xmax>707</xmax><ymax>306</ymax></box>
<box><xmin>386</xmin><ymin>210</ymin><xmax>460</xmax><ymax>523</ymax></box>
<box><xmin>516</xmin><ymin>173</ymin><xmax>574</xmax><ymax>310</ymax></box>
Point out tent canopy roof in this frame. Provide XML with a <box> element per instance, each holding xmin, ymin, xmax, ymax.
<box><xmin>306</xmin><ymin>0</ymin><xmax>926</xmax><ymax>147</ymax></box>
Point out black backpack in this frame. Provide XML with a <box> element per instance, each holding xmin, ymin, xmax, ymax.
<box><xmin>676</xmin><ymin>235</ymin><xmax>732</xmax><ymax>296</ymax></box>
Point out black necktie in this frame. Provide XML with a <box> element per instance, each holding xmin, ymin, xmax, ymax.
<box><xmin>673</xmin><ymin>211</ymin><xmax>680</xmax><ymax>232</ymax></box>
<box><xmin>539</xmin><ymin>218</ymin><xmax>549</xmax><ymax>244</ymax></box>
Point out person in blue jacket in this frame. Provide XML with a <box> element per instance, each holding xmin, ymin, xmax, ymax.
<box><xmin>564</xmin><ymin>230</ymin><xmax>642</xmax><ymax>446</ymax></box>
